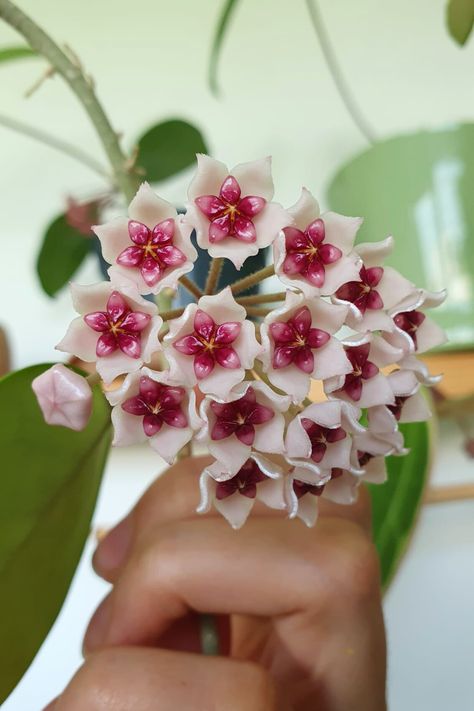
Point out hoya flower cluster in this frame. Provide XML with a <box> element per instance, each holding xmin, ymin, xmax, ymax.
<box><xmin>33</xmin><ymin>155</ymin><xmax>447</xmax><ymax>529</ymax></box>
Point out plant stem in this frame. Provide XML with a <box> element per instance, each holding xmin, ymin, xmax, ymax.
<box><xmin>245</xmin><ymin>306</ymin><xmax>271</xmax><ymax>318</ymax></box>
<box><xmin>231</xmin><ymin>264</ymin><xmax>275</xmax><ymax>296</ymax></box>
<box><xmin>0</xmin><ymin>0</ymin><xmax>139</xmax><ymax>202</ymax></box>
<box><xmin>204</xmin><ymin>257</ymin><xmax>224</xmax><ymax>294</ymax></box>
<box><xmin>0</xmin><ymin>113</ymin><xmax>111</xmax><ymax>179</ymax></box>
<box><xmin>179</xmin><ymin>275</ymin><xmax>203</xmax><ymax>300</ymax></box>
<box><xmin>159</xmin><ymin>306</ymin><xmax>185</xmax><ymax>321</ymax></box>
<box><xmin>305</xmin><ymin>0</ymin><xmax>376</xmax><ymax>145</ymax></box>
<box><xmin>237</xmin><ymin>291</ymin><xmax>286</xmax><ymax>306</ymax></box>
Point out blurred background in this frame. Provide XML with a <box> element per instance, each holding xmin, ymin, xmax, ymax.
<box><xmin>0</xmin><ymin>0</ymin><xmax>473</xmax><ymax>709</ymax></box>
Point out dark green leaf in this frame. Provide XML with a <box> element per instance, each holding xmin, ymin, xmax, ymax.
<box><xmin>0</xmin><ymin>364</ymin><xmax>111</xmax><ymax>702</ymax></box>
<box><xmin>370</xmin><ymin>420</ymin><xmax>432</xmax><ymax>587</ymax></box>
<box><xmin>208</xmin><ymin>0</ymin><xmax>240</xmax><ymax>96</ymax></box>
<box><xmin>0</xmin><ymin>46</ymin><xmax>37</xmax><ymax>65</ymax></box>
<box><xmin>136</xmin><ymin>119</ymin><xmax>208</xmax><ymax>183</ymax></box>
<box><xmin>37</xmin><ymin>214</ymin><xmax>93</xmax><ymax>297</ymax></box>
<box><xmin>447</xmin><ymin>0</ymin><xmax>474</xmax><ymax>45</ymax></box>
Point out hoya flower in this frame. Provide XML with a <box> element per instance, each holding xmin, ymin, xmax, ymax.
<box><xmin>324</xmin><ymin>334</ymin><xmax>402</xmax><ymax>408</ymax></box>
<box><xmin>164</xmin><ymin>286</ymin><xmax>261</xmax><ymax>398</ymax></box>
<box><xmin>94</xmin><ymin>182</ymin><xmax>196</xmax><ymax>295</ymax></box>
<box><xmin>384</xmin><ymin>369</ymin><xmax>431</xmax><ymax>424</ymax></box>
<box><xmin>285</xmin><ymin>464</ymin><xmax>336</xmax><ymax>527</ymax></box>
<box><xmin>333</xmin><ymin>236</ymin><xmax>417</xmax><ymax>331</ymax></box>
<box><xmin>353</xmin><ymin>403</ymin><xmax>407</xmax><ymax>458</ymax></box>
<box><xmin>259</xmin><ymin>290</ymin><xmax>351</xmax><ymax>403</ymax></box>
<box><xmin>285</xmin><ymin>400</ymin><xmax>364</xmax><ymax>474</ymax></box>
<box><xmin>197</xmin><ymin>454</ymin><xmax>286</xmax><ymax>529</ymax></box>
<box><xmin>397</xmin><ymin>353</ymin><xmax>443</xmax><ymax>387</ymax></box>
<box><xmin>106</xmin><ymin>367</ymin><xmax>201</xmax><ymax>464</ymax></box>
<box><xmin>273</xmin><ymin>188</ymin><xmax>362</xmax><ymax>296</ymax></box>
<box><xmin>185</xmin><ymin>154</ymin><xmax>291</xmax><ymax>269</ymax></box>
<box><xmin>198</xmin><ymin>380</ymin><xmax>290</xmax><ymax>474</ymax></box>
<box><xmin>384</xmin><ymin>289</ymin><xmax>448</xmax><ymax>355</ymax></box>
<box><xmin>32</xmin><ymin>364</ymin><xmax>92</xmax><ymax>431</ymax></box>
<box><xmin>56</xmin><ymin>282</ymin><xmax>162</xmax><ymax>385</ymax></box>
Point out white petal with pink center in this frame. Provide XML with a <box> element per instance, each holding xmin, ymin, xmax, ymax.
<box><xmin>332</xmin><ymin>236</ymin><xmax>417</xmax><ymax>331</ymax></box>
<box><xmin>56</xmin><ymin>282</ymin><xmax>162</xmax><ymax>385</ymax></box>
<box><xmin>106</xmin><ymin>367</ymin><xmax>202</xmax><ymax>464</ymax></box>
<box><xmin>397</xmin><ymin>354</ymin><xmax>443</xmax><ymax>386</ymax></box>
<box><xmin>384</xmin><ymin>289</ymin><xmax>448</xmax><ymax>355</ymax></box>
<box><xmin>32</xmin><ymin>364</ymin><xmax>92</xmax><ymax>431</ymax></box>
<box><xmin>259</xmin><ymin>290</ymin><xmax>352</xmax><ymax>404</ymax></box>
<box><xmin>197</xmin><ymin>454</ymin><xmax>286</xmax><ymax>529</ymax></box>
<box><xmin>285</xmin><ymin>400</ymin><xmax>365</xmax><ymax>474</ymax></box>
<box><xmin>94</xmin><ymin>182</ymin><xmax>197</xmax><ymax>295</ymax></box>
<box><xmin>285</xmin><ymin>462</ymin><xmax>330</xmax><ymax>527</ymax></box>
<box><xmin>197</xmin><ymin>380</ymin><xmax>290</xmax><ymax>475</ymax></box>
<box><xmin>384</xmin><ymin>369</ymin><xmax>432</xmax><ymax>424</ymax></box>
<box><xmin>163</xmin><ymin>286</ymin><xmax>262</xmax><ymax>398</ymax></box>
<box><xmin>274</xmin><ymin>187</ymin><xmax>362</xmax><ymax>296</ymax></box>
<box><xmin>324</xmin><ymin>333</ymin><xmax>402</xmax><ymax>409</ymax></box>
<box><xmin>185</xmin><ymin>154</ymin><xmax>291</xmax><ymax>269</ymax></box>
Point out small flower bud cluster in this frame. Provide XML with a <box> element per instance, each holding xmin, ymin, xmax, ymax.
<box><xmin>35</xmin><ymin>155</ymin><xmax>447</xmax><ymax>528</ymax></box>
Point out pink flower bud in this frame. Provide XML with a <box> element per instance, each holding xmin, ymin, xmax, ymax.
<box><xmin>32</xmin><ymin>364</ymin><xmax>93</xmax><ymax>431</ymax></box>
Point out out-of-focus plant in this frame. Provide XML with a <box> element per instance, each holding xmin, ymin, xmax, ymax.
<box><xmin>447</xmin><ymin>0</ymin><xmax>474</xmax><ymax>45</ymax></box>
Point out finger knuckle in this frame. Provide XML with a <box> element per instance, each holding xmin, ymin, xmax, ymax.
<box><xmin>56</xmin><ymin>650</ymin><xmax>121</xmax><ymax>711</ymax></box>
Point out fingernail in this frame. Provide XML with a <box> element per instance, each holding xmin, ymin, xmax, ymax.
<box><xmin>93</xmin><ymin>515</ymin><xmax>133</xmax><ymax>576</ymax></box>
<box><xmin>83</xmin><ymin>593</ymin><xmax>112</xmax><ymax>655</ymax></box>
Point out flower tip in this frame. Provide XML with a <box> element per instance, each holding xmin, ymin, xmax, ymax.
<box><xmin>32</xmin><ymin>364</ymin><xmax>93</xmax><ymax>431</ymax></box>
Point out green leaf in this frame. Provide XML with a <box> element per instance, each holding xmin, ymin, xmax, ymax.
<box><xmin>370</xmin><ymin>420</ymin><xmax>432</xmax><ymax>587</ymax></box>
<box><xmin>0</xmin><ymin>364</ymin><xmax>111</xmax><ymax>702</ymax></box>
<box><xmin>447</xmin><ymin>0</ymin><xmax>474</xmax><ymax>45</ymax></box>
<box><xmin>37</xmin><ymin>214</ymin><xmax>92</xmax><ymax>297</ymax></box>
<box><xmin>136</xmin><ymin>119</ymin><xmax>208</xmax><ymax>183</ymax></box>
<box><xmin>0</xmin><ymin>46</ymin><xmax>37</xmax><ymax>65</ymax></box>
<box><xmin>208</xmin><ymin>0</ymin><xmax>240</xmax><ymax>96</ymax></box>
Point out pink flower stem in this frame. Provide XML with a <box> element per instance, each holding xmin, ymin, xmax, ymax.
<box><xmin>179</xmin><ymin>275</ymin><xmax>203</xmax><ymax>299</ymax></box>
<box><xmin>237</xmin><ymin>291</ymin><xmax>286</xmax><ymax>306</ymax></box>
<box><xmin>230</xmin><ymin>264</ymin><xmax>275</xmax><ymax>296</ymax></box>
<box><xmin>204</xmin><ymin>257</ymin><xmax>224</xmax><ymax>295</ymax></box>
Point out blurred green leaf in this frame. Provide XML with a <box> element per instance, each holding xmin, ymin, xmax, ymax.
<box><xmin>136</xmin><ymin>119</ymin><xmax>208</xmax><ymax>183</ymax></box>
<box><xmin>0</xmin><ymin>46</ymin><xmax>37</xmax><ymax>65</ymax></box>
<box><xmin>447</xmin><ymin>0</ymin><xmax>474</xmax><ymax>45</ymax></box>
<box><xmin>370</xmin><ymin>420</ymin><xmax>432</xmax><ymax>587</ymax></box>
<box><xmin>208</xmin><ymin>0</ymin><xmax>240</xmax><ymax>95</ymax></box>
<box><xmin>37</xmin><ymin>214</ymin><xmax>92</xmax><ymax>297</ymax></box>
<box><xmin>0</xmin><ymin>364</ymin><xmax>111</xmax><ymax>702</ymax></box>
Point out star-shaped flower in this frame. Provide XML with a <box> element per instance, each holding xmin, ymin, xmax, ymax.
<box><xmin>384</xmin><ymin>289</ymin><xmax>448</xmax><ymax>355</ymax></box>
<box><xmin>185</xmin><ymin>155</ymin><xmax>291</xmax><ymax>269</ymax></box>
<box><xmin>32</xmin><ymin>364</ymin><xmax>92</xmax><ymax>431</ymax></box>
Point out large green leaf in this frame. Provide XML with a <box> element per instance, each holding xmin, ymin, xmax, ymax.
<box><xmin>136</xmin><ymin>119</ymin><xmax>208</xmax><ymax>183</ymax></box>
<box><xmin>0</xmin><ymin>364</ymin><xmax>111</xmax><ymax>702</ymax></box>
<box><xmin>446</xmin><ymin>0</ymin><xmax>474</xmax><ymax>45</ymax></box>
<box><xmin>0</xmin><ymin>46</ymin><xmax>37</xmax><ymax>65</ymax></box>
<box><xmin>208</xmin><ymin>0</ymin><xmax>240</xmax><ymax>95</ymax></box>
<box><xmin>37</xmin><ymin>214</ymin><xmax>93</xmax><ymax>297</ymax></box>
<box><xmin>370</xmin><ymin>420</ymin><xmax>432</xmax><ymax>587</ymax></box>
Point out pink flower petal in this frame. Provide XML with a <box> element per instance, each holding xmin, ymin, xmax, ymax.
<box><xmin>194</xmin><ymin>351</ymin><xmax>215</xmax><ymax>379</ymax></box>
<box><xmin>117</xmin><ymin>246</ymin><xmax>144</xmax><ymax>267</ymax></box>
<box><xmin>294</xmin><ymin>347</ymin><xmax>315</xmax><ymax>373</ymax></box>
<box><xmin>306</xmin><ymin>259</ymin><xmax>326</xmax><ymax>287</ymax></box>
<box><xmin>140</xmin><ymin>258</ymin><xmax>163</xmax><ymax>286</ymax></box>
<box><xmin>161</xmin><ymin>408</ymin><xmax>188</xmax><ymax>428</ymax></box>
<box><xmin>270</xmin><ymin>322</ymin><xmax>294</xmax><ymax>343</ymax></box>
<box><xmin>344</xmin><ymin>377</ymin><xmax>362</xmax><ymax>401</ymax></box>
<box><xmin>96</xmin><ymin>332</ymin><xmax>117</xmax><ymax>357</ymax></box>
<box><xmin>139</xmin><ymin>376</ymin><xmax>162</xmax><ymax>404</ymax></box>
<box><xmin>215</xmin><ymin>346</ymin><xmax>241</xmax><ymax>369</ymax></box>
<box><xmin>284</xmin><ymin>226</ymin><xmax>308</xmax><ymax>250</ymax></box>
<box><xmin>365</xmin><ymin>266</ymin><xmax>384</xmax><ymax>287</ymax></box>
<box><xmin>128</xmin><ymin>221</ymin><xmax>149</xmax><ymax>245</ymax></box>
<box><xmin>143</xmin><ymin>413</ymin><xmax>162</xmax><ymax>436</ymax></box>
<box><xmin>319</xmin><ymin>243</ymin><xmax>342</xmax><ymax>265</ymax></box>
<box><xmin>160</xmin><ymin>386</ymin><xmax>186</xmax><ymax>408</ymax></box>
<box><xmin>238</xmin><ymin>196</ymin><xmax>266</xmax><ymax>217</ymax></box>
<box><xmin>283</xmin><ymin>252</ymin><xmax>308</xmax><ymax>275</ymax></box>
<box><xmin>235</xmin><ymin>423</ymin><xmax>255</xmax><ymax>445</ymax></box>
<box><xmin>195</xmin><ymin>195</ymin><xmax>225</xmax><ymax>218</ymax></box>
<box><xmin>84</xmin><ymin>311</ymin><xmax>109</xmax><ymax>332</ymax></box>
<box><xmin>121</xmin><ymin>311</ymin><xmax>151</xmax><ymax>332</ymax></box>
<box><xmin>306</xmin><ymin>219</ymin><xmax>325</xmax><ymax>246</ymax></box>
<box><xmin>234</xmin><ymin>215</ymin><xmax>257</xmax><ymax>242</ymax></box>
<box><xmin>211</xmin><ymin>420</ymin><xmax>238</xmax><ymax>440</ymax></box>
<box><xmin>362</xmin><ymin>361</ymin><xmax>379</xmax><ymax>379</ymax></box>
<box><xmin>306</xmin><ymin>328</ymin><xmax>330</xmax><ymax>349</ymax></box>
<box><xmin>219</xmin><ymin>175</ymin><xmax>241</xmax><ymax>203</ymax></box>
<box><xmin>117</xmin><ymin>333</ymin><xmax>141</xmax><ymax>359</ymax></box>
<box><xmin>106</xmin><ymin>291</ymin><xmax>128</xmax><ymax>321</ymax></box>
<box><xmin>158</xmin><ymin>245</ymin><xmax>187</xmax><ymax>267</ymax></box>
<box><xmin>292</xmin><ymin>306</ymin><xmax>311</xmax><ymax>337</ymax></box>
<box><xmin>247</xmin><ymin>404</ymin><xmax>274</xmax><ymax>425</ymax></box>
<box><xmin>366</xmin><ymin>290</ymin><xmax>384</xmax><ymax>310</ymax></box>
<box><xmin>194</xmin><ymin>309</ymin><xmax>216</xmax><ymax>339</ymax></box>
<box><xmin>32</xmin><ymin>364</ymin><xmax>93</xmax><ymax>432</ymax></box>
<box><xmin>273</xmin><ymin>345</ymin><xmax>294</xmax><ymax>368</ymax></box>
<box><xmin>121</xmin><ymin>395</ymin><xmax>148</xmax><ymax>415</ymax></box>
<box><xmin>215</xmin><ymin>322</ymin><xmax>241</xmax><ymax>344</ymax></box>
<box><xmin>209</xmin><ymin>214</ymin><xmax>231</xmax><ymax>242</ymax></box>
<box><xmin>151</xmin><ymin>218</ymin><xmax>175</xmax><ymax>244</ymax></box>
<box><xmin>173</xmin><ymin>334</ymin><xmax>203</xmax><ymax>355</ymax></box>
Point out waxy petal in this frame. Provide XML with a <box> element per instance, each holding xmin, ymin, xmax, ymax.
<box><xmin>195</xmin><ymin>195</ymin><xmax>225</xmax><ymax>218</ymax></box>
<box><xmin>284</xmin><ymin>226</ymin><xmax>308</xmax><ymax>250</ymax></box>
<box><xmin>117</xmin><ymin>333</ymin><xmax>141</xmax><ymax>359</ymax></box>
<box><xmin>319</xmin><ymin>243</ymin><xmax>342</xmax><ymax>265</ymax></box>
<box><xmin>194</xmin><ymin>309</ymin><xmax>216</xmax><ymax>339</ymax></box>
<box><xmin>294</xmin><ymin>347</ymin><xmax>315</xmax><ymax>373</ymax></box>
<box><xmin>238</xmin><ymin>195</ymin><xmax>266</xmax><ymax>217</ymax></box>
<box><xmin>306</xmin><ymin>259</ymin><xmax>326</xmax><ymax>287</ymax></box>
<box><xmin>366</xmin><ymin>290</ymin><xmax>384</xmax><ymax>310</ymax></box>
<box><xmin>219</xmin><ymin>175</ymin><xmax>241</xmax><ymax>204</ymax></box>
<box><xmin>215</xmin><ymin>322</ymin><xmax>241</xmax><ymax>344</ymax></box>
<box><xmin>364</xmin><ymin>266</ymin><xmax>384</xmax><ymax>287</ymax></box>
<box><xmin>361</xmin><ymin>361</ymin><xmax>379</xmax><ymax>379</ymax></box>
<box><xmin>139</xmin><ymin>376</ymin><xmax>162</xmax><ymax>404</ymax></box>
<box><xmin>234</xmin><ymin>215</ymin><xmax>257</xmax><ymax>242</ymax></box>
<box><xmin>173</xmin><ymin>334</ymin><xmax>204</xmax><ymax>355</ymax></box>
<box><xmin>151</xmin><ymin>218</ymin><xmax>175</xmax><ymax>244</ymax></box>
<box><xmin>161</xmin><ymin>407</ymin><xmax>188</xmax><ymax>428</ymax></box>
<box><xmin>306</xmin><ymin>218</ymin><xmax>325</xmax><ymax>246</ymax></box>
<box><xmin>158</xmin><ymin>244</ymin><xmax>187</xmax><ymax>267</ymax></box>
<box><xmin>344</xmin><ymin>377</ymin><xmax>363</xmax><ymax>401</ymax></box>
<box><xmin>209</xmin><ymin>214</ymin><xmax>231</xmax><ymax>242</ymax></box>
<box><xmin>194</xmin><ymin>351</ymin><xmax>215</xmax><ymax>379</ymax></box>
<box><xmin>117</xmin><ymin>245</ymin><xmax>144</xmax><ymax>267</ymax></box>
<box><xmin>106</xmin><ymin>291</ymin><xmax>128</xmax><ymax>322</ymax></box>
<box><xmin>121</xmin><ymin>396</ymin><xmax>148</xmax><ymax>416</ymax></box>
<box><xmin>211</xmin><ymin>421</ymin><xmax>238</xmax><ymax>440</ymax></box>
<box><xmin>292</xmin><ymin>306</ymin><xmax>311</xmax><ymax>337</ymax></box>
<box><xmin>128</xmin><ymin>220</ymin><xmax>149</xmax><ymax>245</ymax></box>
<box><xmin>84</xmin><ymin>311</ymin><xmax>109</xmax><ymax>332</ymax></box>
<box><xmin>270</xmin><ymin>322</ymin><xmax>294</xmax><ymax>344</ymax></box>
<box><xmin>140</xmin><ymin>258</ymin><xmax>163</xmax><ymax>286</ymax></box>
<box><xmin>121</xmin><ymin>311</ymin><xmax>151</xmax><ymax>332</ymax></box>
<box><xmin>96</xmin><ymin>332</ymin><xmax>117</xmax><ymax>357</ymax></box>
<box><xmin>247</xmin><ymin>404</ymin><xmax>274</xmax><ymax>425</ymax></box>
<box><xmin>273</xmin><ymin>345</ymin><xmax>294</xmax><ymax>369</ymax></box>
<box><xmin>235</xmin><ymin>423</ymin><xmax>255</xmax><ymax>445</ymax></box>
<box><xmin>283</xmin><ymin>252</ymin><xmax>308</xmax><ymax>275</ymax></box>
<box><xmin>32</xmin><ymin>364</ymin><xmax>93</xmax><ymax>432</ymax></box>
<box><xmin>215</xmin><ymin>346</ymin><xmax>241</xmax><ymax>369</ymax></box>
<box><xmin>143</xmin><ymin>413</ymin><xmax>163</xmax><ymax>437</ymax></box>
<box><xmin>306</xmin><ymin>328</ymin><xmax>330</xmax><ymax>349</ymax></box>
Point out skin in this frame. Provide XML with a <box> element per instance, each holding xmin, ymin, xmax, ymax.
<box><xmin>45</xmin><ymin>456</ymin><xmax>387</xmax><ymax>711</ymax></box>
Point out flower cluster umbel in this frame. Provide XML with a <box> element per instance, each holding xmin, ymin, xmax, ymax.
<box><xmin>33</xmin><ymin>155</ymin><xmax>447</xmax><ymax>528</ymax></box>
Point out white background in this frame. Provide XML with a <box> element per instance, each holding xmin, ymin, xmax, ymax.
<box><xmin>0</xmin><ymin>1</ymin><xmax>473</xmax><ymax>708</ymax></box>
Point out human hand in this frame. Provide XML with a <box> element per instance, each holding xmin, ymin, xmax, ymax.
<box><xmin>46</xmin><ymin>456</ymin><xmax>386</xmax><ymax>711</ymax></box>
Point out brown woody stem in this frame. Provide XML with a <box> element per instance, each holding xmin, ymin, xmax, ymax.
<box><xmin>230</xmin><ymin>264</ymin><xmax>275</xmax><ymax>296</ymax></box>
<box><xmin>204</xmin><ymin>257</ymin><xmax>224</xmax><ymax>295</ymax></box>
<box><xmin>237</xmin><ymin>291</ymin><xmax>286</xmax><ymax>306</ymax></box>
<box><xmin>179</xmin><ymin>275</ymin><xmax>203</xmax><ymax>300</ymax></box>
